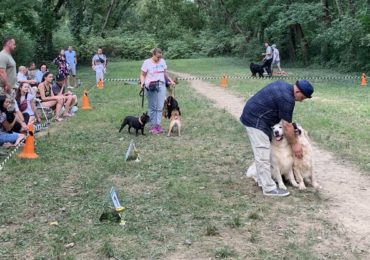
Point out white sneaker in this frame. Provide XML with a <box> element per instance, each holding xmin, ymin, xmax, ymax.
<box><xmin>263</xmin><ymin>188</ymin><xmax>290</xmax><ymax>197</ymax></box>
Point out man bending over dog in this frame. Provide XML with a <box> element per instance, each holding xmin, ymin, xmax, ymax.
<box><xmin>240</xmin><ymin>80</ymin><xmax>314</xmax><ymax>197</ymax></box>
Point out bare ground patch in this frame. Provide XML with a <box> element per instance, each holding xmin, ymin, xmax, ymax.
<box><xmin>171</xmin><ymin>71</ymin><xmax>370</xmax><ymax>257</ymax></box>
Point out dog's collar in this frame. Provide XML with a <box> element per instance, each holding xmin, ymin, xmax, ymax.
<box><xmin>138</xmin><ymin>117</ymin><xmax>143</xmax><ymax>125</ymax></box>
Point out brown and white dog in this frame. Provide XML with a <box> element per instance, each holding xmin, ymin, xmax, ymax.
<box><xmin>292</xmin><ymin>123</ymin><xmax>320</xmax><ymax>190</ymax></box>
<box><xmin>167</xmin><ymin>109</ymin><xmax>181</xmax><ymax>137</ymax></box>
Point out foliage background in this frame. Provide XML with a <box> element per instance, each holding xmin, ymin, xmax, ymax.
<box><xmin>0</xmin><ymin>0</ymin><xmax>369</xmax><ymax>71</ymax></box>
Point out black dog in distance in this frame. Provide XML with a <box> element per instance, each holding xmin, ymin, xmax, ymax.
<box><xmin>250</xmin><ymin>63</ymin><xmax>264</xmax><ymax>78</ymax></box>
<box><xmin>119</xmin><ymin>112</ymin><xmax>150</xmax><ymax>136</ymax></box>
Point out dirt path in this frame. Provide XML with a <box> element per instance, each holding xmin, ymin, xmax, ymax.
<box><xmin>172</xmin><ymin>71</ymin><xmax>370</xmax><ymax>253</ymax></box>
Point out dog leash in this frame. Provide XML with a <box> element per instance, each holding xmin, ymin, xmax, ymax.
<box><xmin>139</xmin><ymin>86</ymin><xmax>147</xmax><ymax>108</ymax></box>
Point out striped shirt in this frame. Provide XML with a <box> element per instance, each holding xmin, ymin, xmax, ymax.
<box><xmin>240</xmin><ymin>81</ymin><xmax>295</xmax><ymax>138</ymax></box>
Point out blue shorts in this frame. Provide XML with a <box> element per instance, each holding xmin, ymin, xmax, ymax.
<box><xmin>0</xmin><ymin>132</ymin><xmax>19</xmax><ymax>145</ymax></box>
<box><xmin>68</xmin><ymin>64</ymin><xmax>77</xmax><ymax>76</ymax></box>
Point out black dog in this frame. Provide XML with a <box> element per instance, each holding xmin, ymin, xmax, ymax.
<box><xmin>250</xmin><ymin>63</ymin><xmax>264</xmax><ymax>78</ymax></box>
<box><xmin>119</xmin><ymin>112</ymin><xmax>150</xmax><ymax>136</ymax></box>
<box><xmin>164</xmin><ymin>96</ymin><xmax>181</xmax><ymax>119</ymax></box>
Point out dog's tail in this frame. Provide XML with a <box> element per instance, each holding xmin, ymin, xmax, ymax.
<box><xmin>119</xmin><ymin>120</ymin><xmax>126</xmax><ymax>132</ymax></box>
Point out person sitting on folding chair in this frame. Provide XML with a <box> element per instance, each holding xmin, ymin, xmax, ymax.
<box><xmin>15</xmin><ymin>82</ymin><xmax>41</xmax><ymax>124</ymax></box>
<box><xmin>37</xmin><ymin>72</ymin><xmax>65</xmax><ymax>122</ymax></box>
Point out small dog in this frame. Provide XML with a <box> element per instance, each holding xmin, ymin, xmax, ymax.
<box><xmin>250</xmin><ymin>63</ymin><xmax>264</xmax><ymax>78</ymax></box>
<box><xmin>270</xmin><ymin>122</ymin><xmax>299</xmax><ymax>190</ymax></box>
<box><xmin>167</xmin><ymin>109</ymin><xmax>181</xmax><ymax>137</ymax></box>
<box><xmin>292</xmin><ymin>123</ymin><xmax>320</xmax><ymax>190</ymax></box>
<box><xmin>119</xmin><ymin>112</ymin><xmax>150</xmax><ymax>136</ymax></box>
<box><xmin>163</xmin><ymin>96</ymin><xmax>181</xmax><ymax>119</ymax></box>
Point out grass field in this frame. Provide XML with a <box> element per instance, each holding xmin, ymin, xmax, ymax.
<box><xmin>0</xmin><ymin>58</ymin><xmax>368</xmax><ymax>259</ymax></box>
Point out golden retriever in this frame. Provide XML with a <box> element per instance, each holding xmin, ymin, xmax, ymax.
<box><xmin>270</xmin><ymin>122</ymin><xmax>299</xmax><ymax>190</ymax></box>
<box><xmin>246</xmin><ymin>122</ymin><xmax>319</xmax><ymax>191</ymax></box>
<box><xmin>246</xmin><ymin>122</ymin><xmax>298</xmax><ymax>190</ymax></box>
<box><xmin>292</xmin><ymin>123</ymin><xmax>320</xmax><ymax>190</ymax></box>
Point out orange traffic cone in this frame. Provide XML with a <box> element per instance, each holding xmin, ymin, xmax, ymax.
<box><xmin>97</xmin><ymin>78</ymin><xmax>104</xmax><ymax>89</ymax></box>
<box><xmin>81</xmin><ymin>89</ymin><xmax>93</xmax><ymax>110</ymax></box>
<box><xmin>18</xmin><ymin>124</ymin><xmax>38</xmax><ymax>159</ymax></box>
<box><xmin>220</xmin><ymin>74</ymin><xmax>227</xmax><ymax>88</ymax></box>
<box><xmin>361</xmin><ymin>73</ymin><xmax>367</xmax><ymax>86</ymax></box>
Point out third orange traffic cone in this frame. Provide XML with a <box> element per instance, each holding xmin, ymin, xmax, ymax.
<box><xmin>81</xmin><ymin>89</ymin><xmax>93</xmax><ymax>110</ymax></box>
<box><xmin>18</xmin><ymin>124</ymin><xmax>38</xmax><ymax>159</ymax></box>
<box><xmin>361</xmin><ymin>73</ymin><xmax>367</xmax><ymax>86</ymax></box>
<box><xmin>220</xmin><ymin>74</ymin><xmax>227</xmax><ymax>88</ymax></box>
<box><xmin>97</xmin><ymin>78</ymin><xmax>104</xmax><ymax>89</ymax></box>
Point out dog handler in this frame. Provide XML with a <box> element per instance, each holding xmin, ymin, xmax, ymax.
<box><xmin>240</xmin><ymin>80</ymin><xmax>314</xmax><ymax>197</ymax></box>
<box><xmin>140</xmin><ymin>48</ymin><xmax>176</xmax><ymax>135</ymax></box>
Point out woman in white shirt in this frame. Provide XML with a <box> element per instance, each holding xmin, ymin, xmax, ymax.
<box><xmin>15</xmin><ymin>82</ymin><xmax>41</xmax><ymax>124</ymax></box>
<box><xmin>140</xmin><ymin>48</ymin><xmax>176</xmax><ymax>135</ymax></box>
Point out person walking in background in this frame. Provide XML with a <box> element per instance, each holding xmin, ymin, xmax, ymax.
<box><xmin>93</xmin><ymin>59</ymin><xmax>105</xmax><ymax>85</ymax></box>
<box><xmin>262</xmin><ymin>42</ymin><xmax>273</xmax><ymax>77</ymax></box>
<box><xmin>140</xmin><ymin>48</ymin><xmax>176</xmax><ymax>135</ymax></box>
<box><xmin>65</xmin><ymin>46</ymin><xmax>77</xmax><ymax>88</ymax></box>
<box><xmin>92</xmin><ymin>48</ymin><xmax>107</xmax><ymax>70</ymax></box>
<box><xmin>271</xmin><ymin>44</ymin><xmax>282</xmax><ymax>74</ymax></box>
<box><xmin>240</xmin><ymin>80</ymin><xmax>314</xmax><ymax>197</ymax></box>
<box><xmin>0</xmin><ymin>37</ymin><xmax>17</xmax><ymax>95</ymax></box>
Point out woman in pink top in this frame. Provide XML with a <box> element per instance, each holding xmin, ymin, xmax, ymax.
<box><xmin>140</xmin><ymin>48</ymin><xmax>175</xmax><ymax>134</ymax></box>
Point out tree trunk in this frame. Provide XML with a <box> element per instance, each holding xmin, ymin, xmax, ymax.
<box><xmin>297</xmin><ymin>24</ymin><xmax>309</xmax><ymax>65</ymax></box>
<box><xmin>322</xmin><ymin>0</ymin><xmax>331</xmax><ymax>25</ymax></box>
<box><xmin>112</xmin><ymin>0</ymin><xmax>133</xmax><ymax>28</ymax></box>
<box><xmin>287</xmin><ymin>25</ymin><xmax>296</xmax><ymax>62</ymax></box>
<box><xmin>348</xmin><ymin>0</ymin><xmax>355</xmax><ymax>15</ymax></box>
<box><xmin>335</xmin><ymin>0</ymin><xmax>343</xmax><ymax>16</ymax></box>
<box><xmin>100</xmin><ymin>0</ymin><xmax>116</xmax><ymax>37</ymax></box>
<box><xmin>219</xmin><ymin>0</ymin><xmax>247</xmax><ymax>40</ymax></box>
<box><xmin>321</xmin><ymin>0</ymin><xmax>331</xmax><ymax>62</ymax></box>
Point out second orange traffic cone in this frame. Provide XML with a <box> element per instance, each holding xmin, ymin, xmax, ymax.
<box><xmin>97</xmin><ymin>78</ymin><xmax>104</xmax><ymax>89</ymax></box>
<box><xmin>18</xmin><ymin>124</ymin><xmax>38</xmax><ymax>159</ymax></box>
<box><xmin>81</xmin><ymin>89</ymin><xmax>93</xmax><ymax>110</ymax></box>
<box><xmin>361</xmin><ymin>73</ymin><xmax>367</xmax><ymax>86</ymax></box>
<box><xmin>220</xmin><ymin>74</ymin><xmax>227</xmax><ymax>88</ymax></box>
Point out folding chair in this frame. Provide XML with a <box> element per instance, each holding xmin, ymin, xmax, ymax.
<box><xmin>35</xmin><ymin>98</ymin><xmax>54</xmax><ymax>122</ymax></box>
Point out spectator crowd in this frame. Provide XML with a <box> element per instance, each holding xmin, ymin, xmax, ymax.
<box><xmin>0</xmin><ymin>37</ymin><xmax>79</xmax><ymax>148</ymax></box>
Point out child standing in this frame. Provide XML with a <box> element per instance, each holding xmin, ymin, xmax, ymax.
<box><xmin>93</xmin><ymin>59</ymin><xmax>105</xmax><ymax>84</ymax></box>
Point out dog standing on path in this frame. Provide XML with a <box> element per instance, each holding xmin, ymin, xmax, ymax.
<box><xmin>167</xmin><ymin>109</ymin><xmax>181</xmax><ymax>137</ymax></box>
<box><xmin>270</xmin><ymin>122</ymin><xmax>300</xmax><ymax>190</ymax></box>
<box><xmin>163</xmin><ymin>95</ymin><xmax>181</xmax><ymax>119</ymax></box>
<box><xmin>292</xmin><ymin>123</ymin><xmax>320</xmax><ymax>190</ymax></box>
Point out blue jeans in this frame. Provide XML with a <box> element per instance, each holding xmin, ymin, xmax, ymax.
<box><xmin>146</xmin><ymin>82</ymin><xmax>165</xmax><ymax>126</ymax></box>
<box><xmin>0</xmin><ymin>132</ymin><xmax>19</xmax><ymax>145</ymax></box>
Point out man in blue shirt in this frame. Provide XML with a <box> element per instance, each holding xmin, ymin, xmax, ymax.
<box><xmin>65</xmin><ymin>46</ymin><xmax>77</xmax><ymax>88</ymax></box>
<box><xmin>240</xmin><ymin>80</ymin><xmax>314</xmax><ymax>197</ymax></box>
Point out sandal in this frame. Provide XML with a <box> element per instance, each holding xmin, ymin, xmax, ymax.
<box><xmin>2</xmin><ymin>142</ymin><xmax>13</xmax><ymax>148</ymax></box>
<box><xmin>63</xmin><ymin>113</ymin><xmax>73</xmax><ymax>118</ymax></box>
<box><xmin>55</xmin><ymin>117</ymin><xmax>64</xmax><ymax>122</ymax></box>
